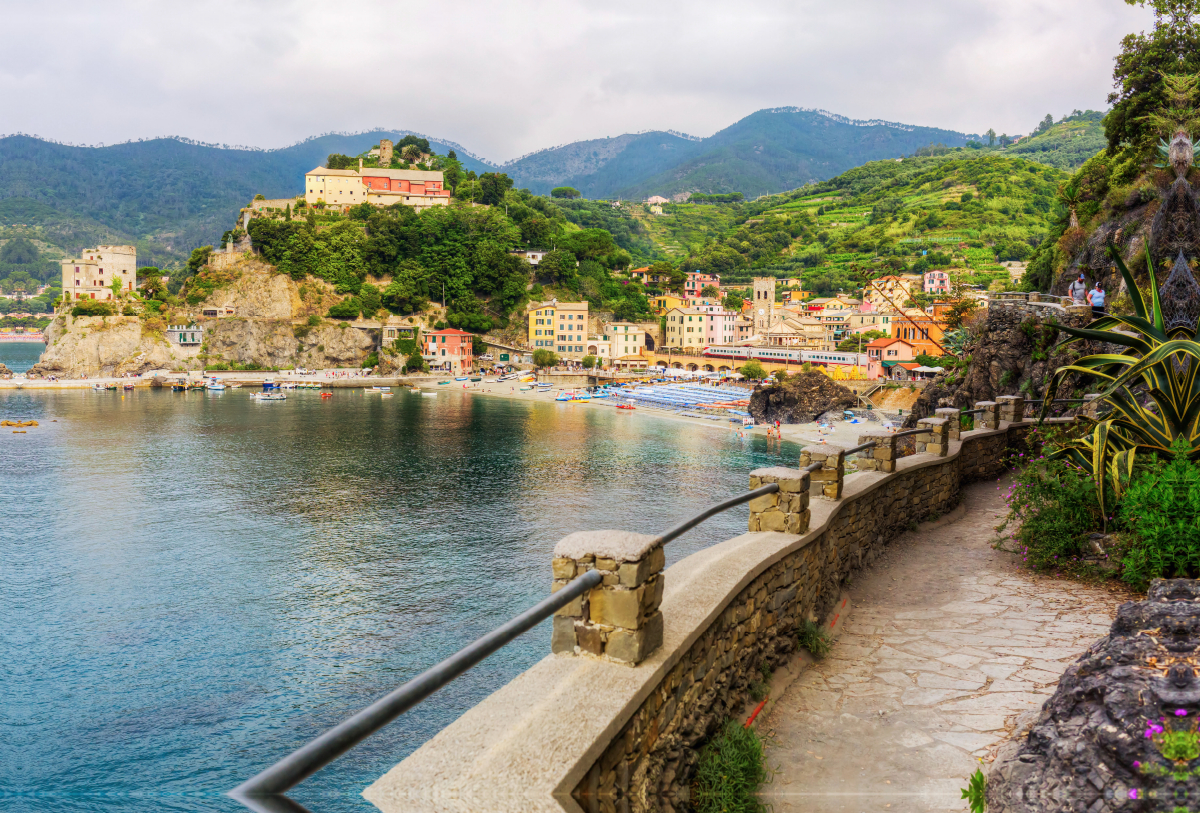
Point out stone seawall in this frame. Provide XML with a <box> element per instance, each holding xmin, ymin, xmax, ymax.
<box><xmin>572</xmin><ymin>426</ymin><xmax>1023</xmax><ymax>812</ymax></box>
<box><xmin>364</xmin><ymin>420</ymin><xmax>1034</xmax><ymax>813</ymax></box>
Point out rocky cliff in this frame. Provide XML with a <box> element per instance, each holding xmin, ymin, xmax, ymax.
<box><xmin>748</xmin><ymin>372</ymin><xmax>858</xmax><ymax>423</ymax></box>
<box><xmin>903</xmin><ymin>301</ymin><xmax>1097</xmax><ymax>426</ymax></box>
<box><xmin>27</xmin><ymin>254</ymin><xmax>375</xmax><ymax>378</ymax></box>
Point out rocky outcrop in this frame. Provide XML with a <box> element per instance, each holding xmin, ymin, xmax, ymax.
<box><xmin>26</xmin><ymin>256</ymin><xmax>375</xmax><ymax>377</ymax></box>
<box><xmin>748</xmin><ymin>372</ymin><xmax>858</xmax><ymax>424</ymax></box>
<box><xmin>0</xmin><ymin>362</ymin><xmax>11</xmax><ymax>379</ymax></box>
<box><xmin>989</xmin><ymin>579</ymin><xmax>1200</xmax><ymax>812</ymax></box>
<box><xmin>904</xmin><ymin>302</ymin><xmax>1097</xmax><ymax>425</ymax></box>
<box><xmin>27</xmin><ymin>315</ymin><xmax>189</xmax><ymax>378</ymax></box>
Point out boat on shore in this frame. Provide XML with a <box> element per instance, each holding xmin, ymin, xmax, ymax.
<box><xmin>617</xmin><ymin>404</ymin><xmax>635</xmax><ymax>410</ymax></box>
<box><xmin>454</xmin><ymin>376</ymin><xmax>469</xmax><ymax>382</ymax></box>
<box><xmin>437</xmin><ymin>380</ymin><xmax>450</xmax><ymax>385</ymax></box>
<box><xmin>555</xmin><ymin>391</ymin><xmax>574</xmax><ymax>401</ymax></box>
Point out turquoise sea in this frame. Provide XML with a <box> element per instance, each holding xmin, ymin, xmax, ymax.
<box><xmin>1</xmin><ymin>375</ymin><xmax>798</xmax><ymax>813</ymax></box>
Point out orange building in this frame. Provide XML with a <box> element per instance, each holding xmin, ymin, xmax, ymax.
<box><xmin>889</xmin><ymin>309</ymin><xmax>946</xmax><ymax>357</ymax></box>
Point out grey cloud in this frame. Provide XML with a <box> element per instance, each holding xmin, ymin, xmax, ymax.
<box><xmin>0</xmin><ymin>0</ymin><xmax>1155</xmax><ymax>159</ymax></box>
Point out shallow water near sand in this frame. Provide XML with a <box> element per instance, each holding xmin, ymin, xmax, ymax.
<box><xmin>1</xmin><ymin>386</ymin><xmax>798</xmax><ymax>813</ymax></box>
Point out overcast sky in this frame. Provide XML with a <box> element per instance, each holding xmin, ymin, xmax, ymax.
<box><xmin>0</xmin><ymin>0</ymin><xmax>1155</xmax><ymax>163</ymax></box>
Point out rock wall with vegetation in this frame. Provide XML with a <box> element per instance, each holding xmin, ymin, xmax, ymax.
<box><xmin>747</xmin><ymin>371</ymin><xmax>858</xmax><ymax>424</ymax></box>
<box><xmin>904</xmin><ymin>301</ymin><xmax>1095</xmax><ymax>425</ymax></box>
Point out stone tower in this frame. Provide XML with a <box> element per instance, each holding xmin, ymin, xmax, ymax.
<box><xmin>379</xmin><ymin>139</ymin><xmax>394</xmax><ymax>166</ymax></box>
<box><xmin>752</xmin><ymin>277</ymin><xmax>776</xmax><ymax>333</ymax></box>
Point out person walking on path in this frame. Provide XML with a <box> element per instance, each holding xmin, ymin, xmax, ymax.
<box><xmin>1088</xmin><ymin>282</ymin><xmax>1106</xmax><ymax>317</ymax></box>
<box><xmin>1068</xmin><ymin>273</ymin><xmax>1089</xmax><ymax>305</ymax></box>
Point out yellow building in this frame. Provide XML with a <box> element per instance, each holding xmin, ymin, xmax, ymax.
<box><xmin>864</xmin><ymin>276</ymin><xmax>919</xmax><ymax>309</ymax></box>
<box><xmin>61</xmin><ymin>245</ymin><xmax>137</xmax><ymax>301</ymax></box>
<box><xmin>652</xmin><ymin>294</ymin><xmax>685</xmax><ymax>314</ymax></box>
<box><xmin>304</xmin><ymin>166</ymin><xmax>451</xmax><ymax>212</ymax></box>
<box><xmin>602</xmin><ymin>322</ymin><xmax>645</xmax><ymax>359</ymax></box>
<box><xmin>664</xmin><ymin>307</ymin><xmax>706</xmax><ymax>350</ymax></box>
<box><xmin>527</xmin><ymin>299</ymin><xmax>590</xmax><ymax>359</ymax></box>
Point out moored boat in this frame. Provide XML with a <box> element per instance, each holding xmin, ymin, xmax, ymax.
<box><xmin>252</xmin><ymin>392</ymin><xmax>286</xmax><ymax>401</ymax></box>
<box><xmin>366</xmin><ymin>386</ymin><xmax>391</xmax><ymax>393</ymax></box>
<box><xmin>207</xmin><ymin>378</ymin><xmax>226</xmax><ymax>392</ymax></box>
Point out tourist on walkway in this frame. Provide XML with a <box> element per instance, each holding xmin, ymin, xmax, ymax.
<box><xmin>1088</xmin><ymin>283</ymin><xmax>1106</xmax><ymax>317</ymax></box>
<box><xmin>1068</xmin><ymin>273</ymin><xmax>1088</xmax><ymax>305</ymax></box>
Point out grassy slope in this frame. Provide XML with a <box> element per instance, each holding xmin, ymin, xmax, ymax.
<box><xmin>1006</xmin><ymin>111</ymin><xmax>1106</xmax><ymax>170</ymax></box>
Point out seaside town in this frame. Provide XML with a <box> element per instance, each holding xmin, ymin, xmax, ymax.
<box><xmin>11</xmin><ymin>3</ymin><xmax>1200</xmax><ymax>813</ymax></box>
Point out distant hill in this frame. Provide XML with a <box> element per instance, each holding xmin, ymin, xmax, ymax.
<box><xmin>0</xmin><ymin>131</ymin><xmax>492</xmax><ymax>266</ymax></box>
<box><xmin>1006</xmin><ymin>111</ymin><xmax>1106</xmax><ymax>170</ymax></box>
<box><xmin>504</xmin><ymin>109</ymin><xmax>974</xmax><ymax>201</ymax></box>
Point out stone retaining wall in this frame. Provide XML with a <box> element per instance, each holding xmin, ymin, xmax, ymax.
<box><xmin>571</xmin><ymin>422</ymin><xmax>1031</xmax><ymax>812</ymax></box>
<box><xmin>364</xmin><ymin>420</ymin><xmax>1038</xmax><ymax>813</ymax></box>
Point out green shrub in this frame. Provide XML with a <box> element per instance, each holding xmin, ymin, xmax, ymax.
<box><xmin>328</xmin><ymin>297</ymin><xmax>361</xmax><ymax>320</ymax></box>
<box><xmin>1118</xmin><ymin>439</ymin><xmax>1200</xmax><ymax>589</ymax></box>
<box><xmin>693</xmin><ymin>720</ymin><xmax>768</xmax><ymax>813</ymax></box>
<box><xmin>533</xmin><ymin>348</ymin><xmax>559</xmax><ymax>368</ymax></box>
<box><xmin>363</xmin><ymin>352</ymin><xmax>378</xmax><ymax>368</ymax></box>
<box><xmin>71</xmin><ymin>299</ymin><xmax>115</xmax><ymax>317</ymax></box>
<box><xmin>405</xmin><ymin>352</ymin><xmax>428</xmax><ymax>373</ymax></box>
<box><xmin>307</xmin><ymin>314</ymin><xmax>321</xmax><ymax>327</ymax></box>
<box><xmin>396</xmin><ymin>337</ymin><xmax>417</xmax><ymax>355</ymax></box>
<box><xmin>1001</xmin><ymin>453</ymin><xmax>1103</xmax><ymax>572</ymax></box>
<box><xmin>798</xmin><ymin>621</ymin><xmax>832</xmax><ymax>658</ymax></box>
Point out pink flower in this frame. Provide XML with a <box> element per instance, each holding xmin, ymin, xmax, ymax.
<box><xmin>1178</xmin><ymin>709</ymin><xmax>1189</xmax><ymax>717</ymax></box>
<box><xmin>1129</xmin><ymin>789</ymin><xmax>1139</xmax><ymax>800</ymax></box>
<box><xmin>1133</xmin><ymin>761</ymin><xmax>1140</xmax><ymax>768</ymax></box>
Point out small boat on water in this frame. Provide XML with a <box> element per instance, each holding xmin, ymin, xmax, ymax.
<box><xmin>252</xmin><ymin>392</ymin><xmax>286</xmax><ymax>401</ymax></box>
<box><xmin>207</xmin><ymin>378</ymin><xmax>226</xmax><ymax>392</ymax></box>
<box><xmin>262</xmin><ymin>379</ymin><xmax>279</xmax><ymax>390</ymax></box>
<box><xmin>421</xmin><ymin>391</ymin><xmax>437</xmax><ymax>397</ymax></box>
<box><xmin>122</xmin><ymin>383</ymin><xmax>135</xmax><ymax>391</ymax></box>
<box><xmin>171</xmin><ymin>382</ymin><xmax>186</xmax><ymax>392</ymax></box>
<box><xmin>366</xmin><ymin>386</ymin><xmax>391</xmax><ymax>393</ymax></box>
<box><xmin>228</xmin><ymin>383</ymin><xmax>242</xmax><ymax>389</ymax></box>
<box><xmin>105</xmin><ymin>384</ymin><xmax>119</xmax><ymax>391</ymax></box>
<box><xmin>320</xmin><ymin>392</ymin><xmax>333</xmax><ymax>399</ymax></box>
<box><xmin>407</xmin><ymin>386</ymin><xmax>421</xmax><ymax>393</ymax></box>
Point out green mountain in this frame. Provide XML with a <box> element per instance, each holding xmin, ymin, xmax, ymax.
<box><xmin>1006</xmin><ymin>110</ymin><xmax>1106</xmax><ymax>170</ymax></box>
<box><xmin>503</xmin><ymin>109</ymin><xmax>974</xmax><ymax>201</ymax></box>
<box><xmin>0</xmin><ymin>131</ymin><xmax>492</xmax><ymax>267</ymax></box>
<box><xmin>662</xmin><ymin>149</ymin><xmax>1069</xmax><ymax>297</ymax></box>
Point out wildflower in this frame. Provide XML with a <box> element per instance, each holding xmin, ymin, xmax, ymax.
<box><xmin>1129</xmin><ymin>789</ymin><xmax>1139</xmax><ymax>800</ymax></box>
<box><xmin>1178</xmin><ymin>709</ymin><xmax>1189</xmax><ymax>717</ymax></box>
<box><xmin>1133</xmin><ymin>761</ymin><xmax>1140</xmax><ymax>768</ymax></box>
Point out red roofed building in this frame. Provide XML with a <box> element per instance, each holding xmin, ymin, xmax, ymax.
<box><xmin>865</xmin><ymin>336</ymin><xmax>916</xmax><ymax>364</ymax></box>
<box><xmin>423</xmin><ymin>328</ymin><xmax>475</xmax><ymax>374</ymax></box>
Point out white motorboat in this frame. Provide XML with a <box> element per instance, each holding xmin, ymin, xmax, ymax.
<box><xmin>252</xmin><ymin>392</ymin><xmax>286</xmax><ymax>401</ymax></box>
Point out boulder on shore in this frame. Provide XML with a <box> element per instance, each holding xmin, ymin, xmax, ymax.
<box><xmin>988</xmin><ymin>579</ymin><xmax>1200</xmax><ymax>812</ymax></box>
<box><xmin>748</xmin><ymin>372</ymin><xmax>857</xmax><ymax>424</ymax></box>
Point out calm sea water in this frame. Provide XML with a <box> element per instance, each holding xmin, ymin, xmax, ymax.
<box><xmin>1</xmin><ymin>385</ymin><xmax>797</xmax><ymax>813</ymax></box>
<box><xmin>0</xmin><ymin>342</ymin><xmax>43</xmax><ymax>373</ymax></box>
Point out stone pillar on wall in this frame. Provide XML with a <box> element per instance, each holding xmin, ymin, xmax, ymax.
<box><xmin>551</xmin><ymin>531</ymin><xmax>665</xmax><ymax>665</ymax></box>
<box><xmin>915</xmin><ymin>418</ymin><xmax>949</xmax><ymax>456</ymax></box>
<box><xmin>997</xmin><ymin>394</ymin><xmax>1026</xmax><ymax>423</ymax></box>
<box><xmin>935</xmin><ymin>407</ymin><xmax>962</xmax><ymax>441</ymax></box>
<box><xmin>856</xmin><ymin>432</ymin><xmax>897</xmax><ymax>473</ymax></box>
<box><xmin>975</xmin><ymin>401</ymin><xmax>999</xmax><ymax>430</ymax></box>
<box><xmin>748</xmin><ymin>467</ymin><xmax>810</xmax><ymax>533</ymax></box>
<box><xmin>798</xmin><ymin>445</ymin><xmax>845</xmax><ymax>500</ymax></box>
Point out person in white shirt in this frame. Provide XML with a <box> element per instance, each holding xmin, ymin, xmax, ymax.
<box><xmin>1087</xmin><ymin>283</ymin><xmax>1106</xmax><ymax>317</ymax></box>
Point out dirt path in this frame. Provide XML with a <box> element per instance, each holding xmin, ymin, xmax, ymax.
<box><xmin>759</xmin><ymin>476</ymin><xmax>1130</xmax><ymax>812</ymax></box>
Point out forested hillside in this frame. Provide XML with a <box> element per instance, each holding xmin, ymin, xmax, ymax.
<box><xmin>504</xmin><ymin>109</ymin><xmax>972</xmax><ymax>201</ymax></box>
<box><xmin>0</xmin><ymin>131</ymin><xmax>491</xmax><ymax>267</ymax></box>
<box><xmin>1007</xmin><ymin>110</ymin><xmax>1106</xmax><ymax>170</ymax></box>
<box><xmin>638</xmin><ymin>149</ymin><xmax>1068</xmax><ymax>297</ymax></box>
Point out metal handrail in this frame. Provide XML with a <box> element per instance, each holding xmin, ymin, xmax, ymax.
<box><xmin>891</xmin><ymin>427</ymin><xmax>926</xmax><ymax>439</ymax></box>
<box><xmin>229</xmin><ymin>484</ymin><xmax>782</xmax><ymax>802</ymax></box>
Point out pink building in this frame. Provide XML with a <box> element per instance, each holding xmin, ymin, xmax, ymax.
<box><xmin>924</xmin><ymin>270</ymin><xmax>950</xmax><ymax>295</ymax></box>
<box><xmin>687</xmin><ymin>301</ymin><xmax>738</xmax><ymax>345</ymax></box>
<box><xmin>423</xmin><ymin>328</ymin><xmax>475</xmax><ymax>374</ymax></box>
<box><xmin>684</xmin><ymin>271</ymin><xmax>720</xmax><ymax>299</ymax></box>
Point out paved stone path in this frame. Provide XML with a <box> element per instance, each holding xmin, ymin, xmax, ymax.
<box><xmin>760</xmin><ymin>476</ymin><xmax>1130</xmax><ymax>812</ymax></box>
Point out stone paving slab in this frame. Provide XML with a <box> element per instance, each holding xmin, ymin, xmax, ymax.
<box><xmin>758</xmin><ymin>475</ymin><xmax>1131</xmax><ymax>812</ymax></box>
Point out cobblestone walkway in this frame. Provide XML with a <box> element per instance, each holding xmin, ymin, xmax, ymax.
<box><xmin>760</xmin><ymin>476</ymin><xmax>1130</xmax><ymax>812</ymax></box>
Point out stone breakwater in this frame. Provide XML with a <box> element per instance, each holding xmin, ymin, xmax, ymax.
<box><xmin>365</xmin><ymin>410</ymin><xmax>1038</xmax><ymax>813</ymax></box>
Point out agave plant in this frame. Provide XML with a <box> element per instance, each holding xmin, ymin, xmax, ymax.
<box><xmin>1039</xmin><ymin>244</ymin><xmax>1200</xmax><ymax>520</ymax></box>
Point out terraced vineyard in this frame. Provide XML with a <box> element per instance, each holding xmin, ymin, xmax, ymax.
<box><xmin>670</xmin><ymin>149</ymin><xmax>1071</xmax><ymax>296</ymax></box>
